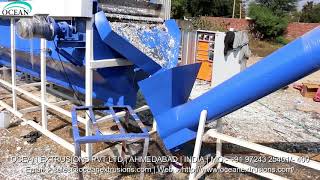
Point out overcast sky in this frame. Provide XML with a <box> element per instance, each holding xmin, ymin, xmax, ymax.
<box><xmin>298</xmin><ymin>0</ymin><xmax>320</xmax><ymax>9</ymax></box>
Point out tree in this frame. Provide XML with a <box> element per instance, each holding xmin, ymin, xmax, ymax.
<box><xmin>186</xmin><ymin>0</ymin><xmax>233</xmax><ymax>17</ymax></box>
<box><xmin>256</xmin><ymin>0</ymin><xmax>298</xmax><ymax>16</ymax></box>
<box><xmin>171</xmin><ymin>0</ymin><xmax>238</xmax><ymax>19</ymax></box>
<box><xmin>299</xmin><ymin>1</ymin><xmax>320</xmax><ymax>23</ymax></box>
<box><xmin>249</xmin><ymin>3</ymin><xmax>289</xmax><ymax>39</ymax></box>
<box><xmin>171</xmin><ymin>0</ymin><xmax>187</xmax><ymax>19</ymax></box>
<box><xmin>209</xmin><ymin>0</ymin><xmax>234</xmax><ymax>17</ymax></box>
<box><xmin>233</xmin><ymin>0</ymin><xmax>247</xmax><ymax>18</ymax></box>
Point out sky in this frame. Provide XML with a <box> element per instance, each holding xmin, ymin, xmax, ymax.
<box><xmin>298</xmin><ymin>0</ymin><xmax>320</xmax><ymax>10</ymax></box>
<box><xmin>298</xmin><ymin>0</ymin><xmax>320</xmax><ymax>9</ymax></box>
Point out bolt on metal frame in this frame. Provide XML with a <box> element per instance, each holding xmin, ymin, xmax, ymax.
<box><xmin>189</xmin><ymin>110</ymin><xmax>320</xmax><ymax>180</ymax></box>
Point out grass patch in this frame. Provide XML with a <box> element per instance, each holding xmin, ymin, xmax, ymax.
<box><xmin>249</xmin><ymin>36</ymin><xmax>284</xmax><ymax>57</ymax></box>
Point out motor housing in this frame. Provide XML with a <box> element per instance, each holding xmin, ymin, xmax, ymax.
<box><xmin>16</xmin><ymin>16</ymin><xmax>76</xmax><ymax>41</ymax></box>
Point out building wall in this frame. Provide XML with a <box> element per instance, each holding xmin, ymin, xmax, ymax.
<box><xmin>202</xmin><ymin>17</ymin><xmax>320</xmax><ymax>39</ymax></box>
<box><xmin>202</xmin><ymin>17</ymin><xmax>250</xmax><ymax>31</ymax></box>
<box><xmin>286</xmin><ymin>22</ymin><xmax>320</xmax><ymax>39</ymax></box>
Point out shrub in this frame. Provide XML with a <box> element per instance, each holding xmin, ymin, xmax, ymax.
<box><xmin>249</xmin><ymin>36</ymin><xmax>284</xmax><ymax>57</ymax></box>
<box><xmin>191</xmin><ymin>18</ymin><xmax>227</xmax><ymax>32</ymax></box>
<box><xmin>275</xmin><ymin>36</ymin><xmax>290</xmax><ymax>45</ymax></box>
<box><xmin>249</xmin><ymin>3</ymin><xmax>289</xmax><ymax>39</ymax></box>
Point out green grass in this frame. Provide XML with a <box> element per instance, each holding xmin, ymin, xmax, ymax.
<box><xmin>249</xmin><ymin>37</ymin><xmax>284</xmax><ymax>57</ymax></box>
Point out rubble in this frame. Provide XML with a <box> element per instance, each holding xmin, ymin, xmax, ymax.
<box><xmin>190</xmin><ymin>80</ymin><xmax>211</xmax><ymax>99</ymax></box>
<box><xmin>135</xmin><ymin>91</ymin><xmax>153</xmax><ymax>126</ymax></box>
<box><xmin>204</xmin><ymin>88</ymin><xmax>320</xmax><ymax>144</ymax></box>
<box><xmin>189</xmin><ymin>63</ymin><xmax>320</xmax><ymax>145</ymax></box>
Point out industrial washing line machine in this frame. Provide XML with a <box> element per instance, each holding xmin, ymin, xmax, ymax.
<box><xmin>1</xmin><ymin>1</ymin><xmax>320</xmax><ymax>179</ymax></box>
<box><xmin>0</xmin><ymin>0</ymin><xmax>181</xmax><ymax>161</ymax></box>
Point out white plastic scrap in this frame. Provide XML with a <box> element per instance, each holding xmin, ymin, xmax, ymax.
<box><xmin>110</xmin><ymin>22</ymin><xmax>176</xmax><ymax>68</ymax></box>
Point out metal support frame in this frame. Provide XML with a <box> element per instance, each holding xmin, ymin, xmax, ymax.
<box><xmin>41</xmin><ymin>38</ymin><xmax>48</xmax><ymax>130</ymax></box>
<box><xmin>90</xmin><ymin>58</ymin><xmax>133</xmax><ymax>69</ymax></box>
<box><xmin>19</xmin><ymin>82</ymin><xmax>42</xmax><ymax>88</ymax></box>
<box><xmin>83</xmin><ymin>18</ymin><xmax>155</xmax><ymax>159</ymax></box>
<box><xmin>20</xmin><ymin>100</ymin><xmax>70</xmax><ymax>115</ymax></box>
<box><xmin>0</xmin><ymin>74</ymin><xmax>151</xmax><ymax>157</ymax></box>
<box><xmin>189</xmin><ymin>110</ymin><xmax>320</xmax><ymax>180</ymax></box>
<box><xmin>189</xmin><ymin>110</ymin><xmax>207</xmax><ymax>180</ymax></box>
<box><xmin>0</xmin><ymin>78</ymin><xmax>87</xmax><ymax>122</ymax></box>
<box><xmin>0</xmin><ymin>17</ymin><xmax>88</xmax><ymax>155</ymax></box>
<box><xmin>0</xmin><ymin>97</ymin><xmax>86</xmax><ymax>156</ymax></box>
<box><xmin>72</xmin><ymin>105</ymin><xmax>150</xmax><ymax>180</ymax></box>
<box><xmin>85</xmin><ymin>19</ymin><xmax>94</xmax><ymax>159</ymax></box>
<box><xmin>215</xmin><ymin>118</ymin><xmax>222</xmax><ymax>169</ymax></box>
<box><xmin>10</xmin><ymin>18</ymin><xmax>17</xmax><ymax>111</ymax></box>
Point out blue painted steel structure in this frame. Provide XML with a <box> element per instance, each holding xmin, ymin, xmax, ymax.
<box><xmin>139</xmin><ymin>63</ymin><xmax>201</xmax><ymax>118</ymax></box>
<box><xmin>71</xmin><ymin>105</ymin><xmax>149</xmax><ymax>144</ymax></box>
<box><xmin>0</xmin><ymin>11</ymin><xmax>181</xmax><ymax>107</ymax></box>
<box><xmin>140</xmin><ymin>27</ymin><xmax>320</xmax><ymax>150</ymax></box>
<box><xmin>4</xmin><ymin>0</ymin><xmax>319</xmax><ymax>153</ymax></box>
<box><xmin>95</xmin><ymin>11</ymin><xmax>161</xmax><ymax>75</ymax></box>
<box><xmin>94</xmin><ymin>11</ymin><xmax>181</xmax><ymax>74</ymax></box>
<box><xmin>71</xmin><ymin>105</ymin><xmax>150</xmax><ymax>179</ymax></box>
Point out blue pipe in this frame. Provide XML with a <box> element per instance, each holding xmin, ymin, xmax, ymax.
<box><xmin>139</xmin><ymin>27</ymin><xmax>320</xmax><ymax>150</ymax></box>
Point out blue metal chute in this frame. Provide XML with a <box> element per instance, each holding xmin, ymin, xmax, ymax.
<box><xmin>140</xmin><ymin>27</ymin><xmax>320</xmax><ymax>150</ymax></box>
<box><xmin>139</xmin><ymin>63</ymin><xmax>201</xmax><ymax>117</ymax></box>
<box><xmin>94</xmin><ymin>11</ymin><xmax>180</xmax><ymax>75</ymax></box>
<box><xmin>138</xmin><ymin>19</ymin><xmax>181</xmax><ymax>70</ymax></box>
<box><xmin>94</xmin><ymin>11</ymin><xmax>161</xmax><ymax>75</ymax></box>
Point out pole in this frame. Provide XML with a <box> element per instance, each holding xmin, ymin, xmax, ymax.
<box><xmin>215</xmin><ymin>118</ymin><xmax>223</xmax><ymax>169</ymax></box>
<box><xmin>40</xmin><ymin>38</ymin><xmax>48</xmax><ymax>130</ymax></box>
<box><xmin>240</xmin><ymin>1</ymin><xmax>242</xmax><ymax>19</ymax></box>
<box><xmin>85</xmin><ymin>19</ymin><xmax>94</xmax><ymax>159</ymax></box>
<box><xmin>232</xmin><ymin>0</ymin><xmax>236</xmax><ymax>18</ymax></box>
<box><xmin>189</xmin><ymin>110</ymin><xmax>207</xmax><ymax>180</ymax></box>
<box><xmin>10</xmin><ymin>18</ymin><xmax>17</xmax><ymax>111</ymax></box>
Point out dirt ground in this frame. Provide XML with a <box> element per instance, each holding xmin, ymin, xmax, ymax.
<box><xmin>0</xmin><ymin>56</ymin><xmax>319</xmax><ymax>180</ymax></box>
<box><xmin>188</xmin><ymin>56</ymin><xmax>320</xmax><ymax>179</ymax></box>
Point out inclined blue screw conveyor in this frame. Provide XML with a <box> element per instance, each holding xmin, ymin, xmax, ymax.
<box><xmin>140</xmin><ymin>27</ymin><xmax>320</xmax><ymax>150</ymax></box>
<box><xmin>0</xmin><ymin>1</ymin><xmax>320</xmax><ymax>179</ymax></box>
